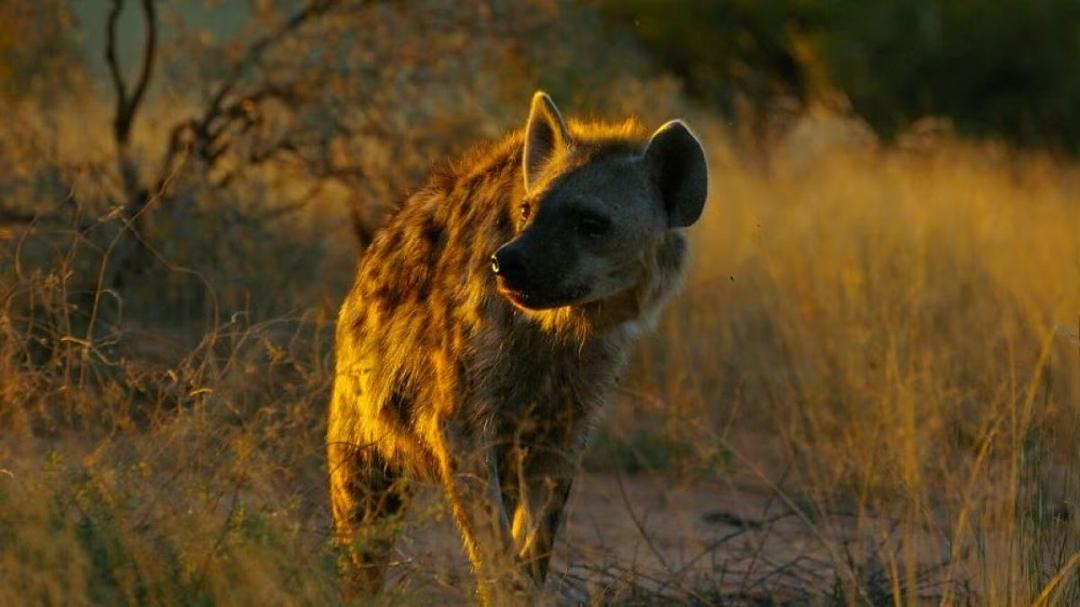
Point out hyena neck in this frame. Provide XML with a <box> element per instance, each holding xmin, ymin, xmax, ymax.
<box><xmin>489</xmin><ymin>308</ymin><xmax>634</xmax><ymax>418</ymax></box>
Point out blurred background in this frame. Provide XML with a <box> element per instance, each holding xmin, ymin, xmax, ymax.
<box><xmin>1</xmin><ymin>1</ymin><xmax>1078</xmax><ymax>604</ymax></box>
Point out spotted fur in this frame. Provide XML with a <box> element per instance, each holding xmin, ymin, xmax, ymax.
<box><xmin>327</xmin><ymin>92</ymin><xmax>708</xmax><ymax>604</ymax></box>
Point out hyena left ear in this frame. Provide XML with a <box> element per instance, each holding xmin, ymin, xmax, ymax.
<box><xmin>523</xmin><ymin>91</ymin><xmax>570</xmax><ymax>192</ymax></box>
<box><xmin>645</xmin><ymin>120</ymin><xmax>708</xmax><ymax>228</ymax></box>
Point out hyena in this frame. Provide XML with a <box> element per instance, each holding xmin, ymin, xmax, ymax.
<box><xmin>327</xmin><ymin>91</ymin><xmax>708</xmax><ymax>604</ymax></box>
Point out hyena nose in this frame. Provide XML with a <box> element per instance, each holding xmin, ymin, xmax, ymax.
<box><xmin>491</xmin><ymin>245</ymin><xmax>528</xmax><ymax>284</ymax></box>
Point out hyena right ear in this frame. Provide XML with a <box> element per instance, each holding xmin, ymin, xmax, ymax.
<box><xmin>645</xmin><ymin>120</ymin><xmax>709</xmax><ymax>228</ymax></box>
<box><xmin>522</xmin><ymin>91</ymin><xmax>570</xmax><ymax>192</ymax></box>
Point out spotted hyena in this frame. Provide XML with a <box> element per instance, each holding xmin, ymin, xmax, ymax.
<box><xmin>327</xmin><ymin>91</ymin><xmax>708</xmax><ymax>604</ymax></box>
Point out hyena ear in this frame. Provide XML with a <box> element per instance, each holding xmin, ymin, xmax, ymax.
<box><xmin>523</xmin><ymin>91</ymin><xmax>570</xmax><ymax>192</ymax></box>
<box><xmin>645</xmin><ymin>120</ymin><xmax>708</xmax><ymax>228</ymax></box>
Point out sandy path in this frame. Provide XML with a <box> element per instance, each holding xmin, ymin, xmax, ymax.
<box><xmin>378</xmin><ymin>471</ymin><xmax>842</xmax><ymax>604</ymax></box>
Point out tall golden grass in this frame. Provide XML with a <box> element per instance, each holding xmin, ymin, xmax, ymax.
<box><xmin>1</xmin><ymin>109</ymin><xmax>1077</xmax><ymax>604</ymax></box>
<box><xmin>634</xmin><ymin>112</ymin><xmax>1080</xmax><ymax>603</ymax></box>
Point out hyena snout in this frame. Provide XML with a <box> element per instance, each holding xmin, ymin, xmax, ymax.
<box><xmin>491</xmin><ymin>242</ymin><xmax>529</xmax><ymax>287</ymax></box>
<box><xmin>492</xmin><ymin>239</ymin><xmax>585</xmax><ymax>310</ymax></box>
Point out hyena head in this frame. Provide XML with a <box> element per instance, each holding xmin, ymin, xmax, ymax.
<box><xmin>492</xmin><ymin>92</ymin><xmax>708</xmax><ymax>316</ymax></box>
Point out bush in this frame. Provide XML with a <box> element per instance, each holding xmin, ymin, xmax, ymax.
<box><xmin>600</xmin><ymin>0</ymin><xmax>1080</xmax><ymax>151</ymax></box>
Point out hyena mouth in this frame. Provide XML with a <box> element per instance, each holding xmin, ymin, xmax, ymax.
<box><xmin>496</xmin><ymin>281</ymin><xmax>590</xmax><ymax>311</ymax></box>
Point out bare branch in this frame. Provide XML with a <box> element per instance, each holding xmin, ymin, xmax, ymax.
<box><xmin>0</xmin><ymin>206</ymin><xmax>36</xmax><ymax>225</ymax></box>
<box><xmin>127</xmin><ymin>0</ymin><xmax>158</xmax><ymax>131</ymax></box>
<box><xmin>104</xmin><ymin>0</ymin><xmax>350</xmax><ymax>288</ymax></box>
<box><xmin>100</xmin><ymin>0</ymin><xmax>166</xmax><ymax>290</ymax></box>
<box><xmin>104</xmin><ymin>0</ymin><xmax>127</xmax><ymax>137</ymax></box>
<box><xmin>105</xmin><ymin>0</ymin><xmax>157</xmax><ymax>148</ymax></box>
<box><xmin>153</xmin><ymin>119</ymin><xmax>198</xmax><ymax>191</ymax></box>
<box><xmin>157</xmin><ymin>3</ymin><xmax>343</xmax><ymax>186</ymax></box>
<box><xmin>203</xmin><ymin>1</ymin><xmax>340</xmax><ymax>125</ymax></box>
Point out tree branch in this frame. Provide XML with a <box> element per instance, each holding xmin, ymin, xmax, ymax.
<box><xmin>106</xmin><ymin>0</ymin><xmax>157</xmax><ymax>149</ymax></box>
<box><xmin>0</xmin><ymin>206</ymin><xmax>36</xmax><ymax>226</ymax></box>
<box><xmin>103</xmin><ymin>0</ymin><xmax>159</xmax><ymax>289</ymax></box>
<box><xmin>152</xmin><ymin>2</ymin><xmax>343</xmax><ymax>188</ymax></box>
<box><xmin>104</xmin><ymin>0</ymin><xmax>128</xmax><ymax>138</ymax></box>
<box><xmin>203</xmin><ymin>1</ymin><xmax>339</xmax><ymax>127</ymax></box>
<box><xmin>127</xmin><ymin>0</ymin><xmax>158</xmax><ymax>133</ymax></box>
<box><xmin>104</xmin><ymin>0</ymin><xmax>349</xmax><ymax>289</ymax></box>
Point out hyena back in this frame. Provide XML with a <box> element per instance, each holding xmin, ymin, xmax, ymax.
<box><xmin>327</xmin><ymin>91</ymin><xmax>708</xmax><ymax>604</ymax></box>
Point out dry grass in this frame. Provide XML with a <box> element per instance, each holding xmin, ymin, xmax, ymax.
<box><xmin>1</xmin><ymin>108</ymin><xmax>1078</xmax><ymax>605</ymax></box>
<box><xmin>629</xmin><ymin>112</ymin><xmax>1080</xmax><ymax>604</ymax></box>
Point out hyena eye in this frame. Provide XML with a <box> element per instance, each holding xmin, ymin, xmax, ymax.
<box><xmin>578</xmin><ymin>211</ymin><xmax>612</xmax><ymax>238</ymax></box>
<box><xmin>518</xmin><ymin>203</ymin><xmax>531</xmax><ymax>220</ymax></box>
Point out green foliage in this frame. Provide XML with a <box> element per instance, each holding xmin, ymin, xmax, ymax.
<box><xmin>821</xmin><ymin>0</ymin><xmax>1080</xmax><ymax>148</ymax></box>
<box><xmin>600</xmin><ymin>0</ymin><xmax>1080</xmax><ymax>150</ymax></box>
<box><xmin>599</xmin><ymin>0</ymin><xmax>806</xmax><ymax>115</ymax></box>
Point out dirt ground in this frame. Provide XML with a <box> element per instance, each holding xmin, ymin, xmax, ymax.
<box><xmin>378</xmin><ymin>469</ymin><xmax>870</xmax><ymax>605</ymax></box>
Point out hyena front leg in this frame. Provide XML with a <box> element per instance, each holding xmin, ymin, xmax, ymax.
<box><xmin>504</xmin><ymin>448</ymin><xmax>576</xmax><ymax>586</ymax></box>
<box><xmin>327</xmin><ymin>438</ymin><xmax>411</xmax><ymax>596</ymax></box>
<box><xmin>432</xmin><ymin>425</ymin><xmax>532</xmax><ymax>606</ymax></box>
